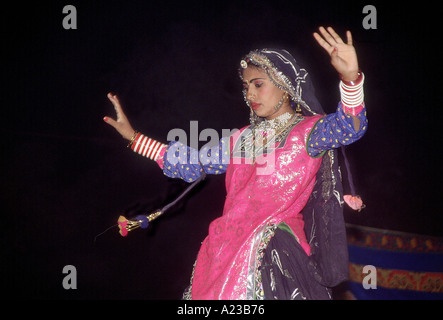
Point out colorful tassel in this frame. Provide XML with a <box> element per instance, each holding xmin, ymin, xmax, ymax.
<box><xmin>344</xmin><ymin>195</ymin><xmax>366</xmax><ymax>212</ymax></box>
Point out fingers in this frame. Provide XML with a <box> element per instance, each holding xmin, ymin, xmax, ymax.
<box><xmin>324</xmin><ymin>26</ymin><xmax>344</xmax><ymax>44</ymax></box>
<box><xmin>107</xmin><ymin>92</ymin><xmax>120</xmax><ymax>101</ymax></box>
<box><xmin>103</xmin><ymin>115</ymin><xmax>118</xmax><ymax>128</ymax></box>
<box><xmin>314</xmin><ymin>27</ymin><xmax>338</xmax><ymax>55</ymax></box>
<box><xmin>313</xmin><ymin>31</ymin><xmax>334</xmax><ymax>54</ymax></box>
<box><xmin>346</xmin><ymin>30</ymin><xmax>353</xmax><ymax>46</ymax></box>
<box><xmin>313</xmin><ymin>26</ymin><xmax>349</xmax><ymax>51</ymax></box>
<box><xmin>313</xmin><ymin>26</ymin><xmax>359</xmax><ymax>78</ymax></box>
<box><xmin>104</xmin><ymin>92</ymin><xmax>125</xmax><ymax>127</ymax></box>
<box><xmin>107</xmin><ymin>92</ymin><xmax>123</xmax><ymax>115</ymax></box>
<box><xmin>107</xmin><ymin>92</ymin><xmax>130</xmax><ymax>122</ymax></box>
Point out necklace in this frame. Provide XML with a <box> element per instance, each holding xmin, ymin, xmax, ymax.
<box><xmin>258</xmin><ymin>112</ymin><xmax>294</xmax><ymax>132</ymax></box>
<box><xmin>237</xmin><ymin>112</ymin><xmax>303</xmax><ymax>162</ymax></box>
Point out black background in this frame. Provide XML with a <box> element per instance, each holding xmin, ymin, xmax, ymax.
<box><xmin>2</xmin><ymin>0</ymin><xmax>441</xmax><ymax>300</ymax></box>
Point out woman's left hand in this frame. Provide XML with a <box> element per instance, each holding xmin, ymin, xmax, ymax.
<box><xmin>313</xmin><ymin>26</ymin><xmax>359</xmax><ymax>81</ymax></box>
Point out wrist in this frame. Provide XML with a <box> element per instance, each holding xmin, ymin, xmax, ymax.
<box><xmin>339</xmin><ymin>71</ymin><xmax>365</xmax><ymax>116</ymax></box>
<box><xmin>339</xmin><ymin>69</ymin><xmax>363</xmax><ymax>85</ymax></box>
<box><xmin>126</xmin><ymin>130</ymin><xmax>140</xmax><ymax>148</ymax></box>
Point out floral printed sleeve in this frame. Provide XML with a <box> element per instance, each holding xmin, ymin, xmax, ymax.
<box><xmin>161</xmin><ymin>137</ymin><xmax>230</xmax><ymax>183</ymax></box>
<box><xmin>307</xmin><ymin>102</ymin><xmax>368</xmax><ymax>158</ymax></box>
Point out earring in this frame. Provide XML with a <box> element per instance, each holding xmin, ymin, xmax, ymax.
<box><xmin>249</xmin><ymin>107</ymin><xmax>261</xmax><ymax>125</ymax></box>
<box><xmin>273</xmin><ymin>93</ymin><xmax>287</xmax><ymax>111</ymax></box>
<box><xmin>295</xmin><ymin>103</ymin><xmax>302</xmax><ymax>116</ymax></box>
<box><xmin>249</xmin><ymin>108</ymin><xmax>255</xmax><ymax>124</ymax></box>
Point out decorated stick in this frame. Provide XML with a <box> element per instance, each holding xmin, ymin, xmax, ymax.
<box><xmin>117</xmin><ymin>171</ymin><xmax>207</xmax><ymax>237</ymax></box>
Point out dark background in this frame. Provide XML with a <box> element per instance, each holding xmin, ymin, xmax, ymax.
<box><xmin>1</xmin><ymin>0</ymin><xmax>441</xmax><ymax>299</ymax></box>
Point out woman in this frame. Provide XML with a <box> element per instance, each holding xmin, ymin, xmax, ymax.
<box><xmin>104</xmin><ymin>27</ymin><xmax>368</xmax><ymax>300</ymax></box>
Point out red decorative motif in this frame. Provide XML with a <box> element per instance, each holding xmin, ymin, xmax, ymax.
<box><xmin>346</xmin><ymin>224</ymin><xmax>443</xmax><ymax>254</ymax></box>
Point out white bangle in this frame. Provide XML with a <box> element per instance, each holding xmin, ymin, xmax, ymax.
<box><xmin>132</xmin><ymin>133</ymin><xmax>167</xmax><ymax>161</ymax></box>
<box><xmin>340</xmin><ymin>73</ymin><xmax>365</xmax><ymax>108</ymax></box>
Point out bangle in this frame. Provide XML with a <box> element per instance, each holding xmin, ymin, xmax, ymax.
<box><xmin>126</xmin><ymin>130</ymin><xmax>139</xmax><ymax>148</ymax></box>
<box><xmin>339</xmin><ymin>70</ymin><xmax>363</xmax><ymax>86</ymax></box>
<box><xmin>339</xmin><ymin>72</ymin><xmax>365</xmax><ymax>116</ymax></box>
<box><xmin>131</xmin><ymin>132</ymin><xmax>167</xmax><ymax>161</ymax></box>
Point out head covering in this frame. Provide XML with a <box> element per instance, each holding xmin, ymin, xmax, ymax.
<box><xmin>239</xmin><ymin>48</ymin><xmax>324</xmax><ymax>117</ymax></box>
<box><xmin>239</xmin><ymin>48</ymin><xmax>349</xmax><ymax>287</ymax></box>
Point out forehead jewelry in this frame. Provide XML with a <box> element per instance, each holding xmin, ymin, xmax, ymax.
<box><xmin>240</xmin><ymin>58</ymin><xmax>249</xmax><ymax>69</ymax></box>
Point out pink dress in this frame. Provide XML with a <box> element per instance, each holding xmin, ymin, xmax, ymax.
<box><xmin>189</xmin><ymin>115</ymin><xmax>323</xmax><ymax>299</ymax></box>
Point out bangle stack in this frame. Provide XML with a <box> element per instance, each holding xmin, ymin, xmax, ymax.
<box><xmin>131</xmin><ymin>133</ymin><xmax>166</xmax><ymax>161</ymax></box>
<box><xmin>339</xmin><ymin>71</ymin><xmax>365</xmax><ymax>116</ymax></box>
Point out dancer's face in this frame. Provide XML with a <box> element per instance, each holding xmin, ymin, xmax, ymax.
<box><xmin>242</xmin><ymin>66</ymin><xmax>292</xmax><ymax>120</ymax></box>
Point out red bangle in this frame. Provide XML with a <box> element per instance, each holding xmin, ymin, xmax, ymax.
<box><xmin>340</xmin><ymin>70</ymin><xmax>363</xmax><ymax>86</ymax></box>
<box><xmin>131</xmin><ymin>133</ymin><xmax>166</xmax><ymax>161</ymax></box>
<box><xmin>130</xmin><ymin>132</ymin><xmax>143</xmax><ymax>151</ymax></box>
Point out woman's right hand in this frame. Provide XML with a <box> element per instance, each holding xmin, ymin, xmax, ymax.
<box><xmin>103</xmin><ymin>93</ymin><xmax>136</xmax><ymax>141</ymax></box>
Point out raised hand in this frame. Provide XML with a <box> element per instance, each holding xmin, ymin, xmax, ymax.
<box><xmin>313</xmin><ymin>26</ymin><xmax>359</xmax><ymax>81</ymax></box>
<box><xmin>103</xmin><ymin>93</ymin><xmax>136</xmax><ymax>140</ymax></box>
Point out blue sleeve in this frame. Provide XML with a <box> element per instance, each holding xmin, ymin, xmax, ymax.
<box><xmin>307</xmin><ymin>102</ymin><xmax>368</xmax><ymax>158</ymax></box>
<box><xmin>162</xmin><ymin>137</ymin><xmax>230</xmax><ymax>183</ymax></box>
